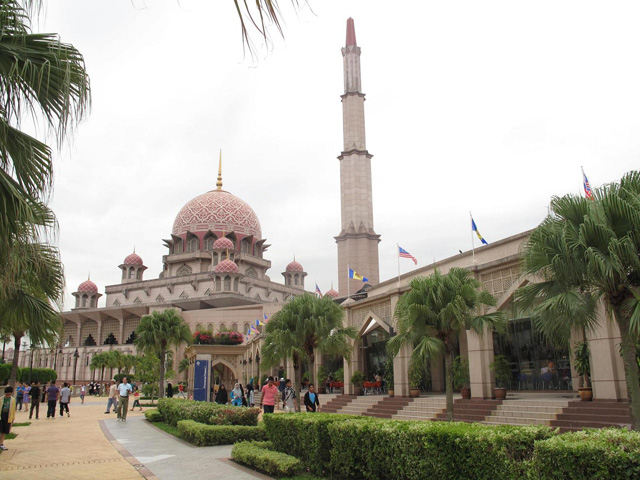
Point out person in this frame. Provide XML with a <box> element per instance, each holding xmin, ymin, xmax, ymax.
<box><xmin>260</xmin><ymin>376</ymin><xmax>279</xmax><ymax>414</ymax></box>
<box><xmin>325</xmin><ymin>374</ymin><xmax>332</xmax><ymax>394</ymax></box>
<box><xmin>80</xmin><ymin>384</ymin><xmax>86</xmax><ymax>403</ymax></box>
<box><xmin>105</xmin><ymin>380</ymin><xmax>118</xmax><ymax>414</ymax></box>
<box><xmin>177</xmin><ymin>383</ymin><xmax>185</xmax><ymax>398</ymax></box>
<box><xmin>166</xmin><ymin>382</ymin><xmax>174</xmax><ymax>398</ymax></box>
<box><xmin>116</xmin><ymin>377</ymin><xmax>133</xmax><ymax>421</ymax></box>
<box><xmin>16</xmin><ymin>383</ymin><xmax>24</xmax><ymax>411</ymax></box>
<box><xmin>240</xmin><ymin>384</ymin><xmax>247</xmax><ymax>407</ymax></box>
<box><xmin>230</xmin><ymin>383</ymin><xmax>242</xmax><ymax>406</ymax></box>
<box><xmin>246</xmin><ymin>383</ymin><xmax>255</xmax><ymax>407</ymax></box>
<box><xmin>59</xmin><ymin>382</ymin><xmax>71</xmax><ymax>417</ymax></box>
<box><xmin>303</xmin><ymin>383</ymin><xmax>320</xmax><ymax>412</ymax></box>
<box><xmin>22</xmin><ymin>383</ymin><xmax>31</xmax><ymax>413</ymax></box>
<box><xmin>131</xmin><ymin>385</ymin><xmax>142</xmax><ymax>412</ymax></box>
<box><xmin>0</xmin><ymin>386</ymin><xmax>17</xmax><ymax>451</ymax></box>
<box><xmin>282</xmin><ymin>379</ymin><xmax>296</xmax><ymax>413</ymax></box>
<box><xmin>29</xmin><ymin>381</ymin><xmax>41</xmax><ymax>420</ymax></box>
<box><xmin>46</xmin><ymin>381</ymin><xmax>60</xmax><ymax>419</ymax></box>
<box><xmin>214</xmin><ymin>384</ymin><xmax>228</xmax><ymax>404</ymax></box>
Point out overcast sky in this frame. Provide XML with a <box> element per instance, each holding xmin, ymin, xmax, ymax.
<box><xmin>40</xmin><ymin>1</ymin><xmax>639</xmax><ymax>309</ymax></box>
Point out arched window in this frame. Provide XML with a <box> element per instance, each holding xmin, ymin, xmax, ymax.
<box><xmin>129</xmin><ymin>266</ymin><xmax>135</xmax><ymax>279</ymax></box>
<box><xmin>243</xmin><ymin>322</ymin><xmax>249</xmax><ymax>334</ymax></box>
<box><xmin>205</xmin><ymin>237</ymin><xmax>215</xmax><ymax>251</ymax></box>
<box><xmin>215</xmin><ymin>276</ymin><xmax>222</xmax><ymax>292</ymax></box>
<box><xmin>212</xmin><ymin>253</ymin><xmax>219</xmax><ymax>266</ymax></box>
<box><xmin>219</xmin><ymin>323</ymin><xmax>227</xmax><ymax>332</ymax></box>
<box><xmin>174</xmin><ymin>240</ymin><xmax>182</xmax><ymax>254</ymax></box>
<box><xmin>231</xmin><ymin>323</ymin><xmax>238</xmax><ymax>332</ymax></box>
<box><xmin>90</xmin><ymin>297</ymin><xmax>96</xmax><ymax>308</ymax></box>
<box><xmin>233</xmin><ymin>278</ymin><xmax>239</xmax><ymax>291</ymax></box>
<box><xmin>207</xmin><ymin>323</ymin><xmax>213</xmax><ymax>331</ymax></box>
<box><xmin>81</xmin><ymin>295</ymin><xmax>87</xmax><ymax>307</ymax></box>
<box><xmin>241</xmin><ymin>239</ymin><xmax>250</xmax><ymax>254</ymax></box>
<box><xmin>136</xmin><ymin>269</ymin><xmax>142</xmax><ymax>280</ymax></box>
<box><xmin>187</xmin><ymin>237</ymin><xmax>198</xmax><ymax>253</ymax></box>
<box><xmin>294</xmin><ymin>275</ymin><xmax>299</xmax><ymax>285</ymax></box>
<box><xmin>122</xmin><ymin>269</ymin><xmax>126</xmax><ymax>280</ymax></box>
<box><xmin>196</xmin><ymin>323</ymin><xmax>203</xmax><ymax>331</ymax></box>
<box><xmin>224</xmin><ymin>276</ymin><xmax>231</xmax><ymax>291</ymax></box>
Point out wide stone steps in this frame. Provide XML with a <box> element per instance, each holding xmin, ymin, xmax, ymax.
<box><xmin>484</xmin><ymin>399</ymin><xmax>569</xmax><ymax>426</ymax></box>
<box><xmin>363</xmin><ymin>396</ymin><xmax>413</xmax><ymax>418</ymax></box>
<box><xmin>322</xmin><ymin>394</ymin><xmax>356</xmax><ymax>413</ymax></box>
<box><xmin>393</xmin><ymin>397</ymin><xmax>447</xmax><ymax>421</ymax></box>
<box><xmin>551</xmin><ymin>401</ymin><xmax>632</xmax><ymax>431</ymax></box>
<box><xmin>337</xmin><ymin>396</ymin><xmax>386</xmax><ymax>415</ymax></box>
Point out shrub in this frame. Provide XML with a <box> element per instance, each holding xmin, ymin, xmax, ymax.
<box><xmin>328</xmin><ymin>419</ymin><xmax>556</xmax><ymax>480</ymax></box>
<box><xmin>144</xmin><ymin>409</ymin><xmax>163</xmax><ymax>423</ymax></box>
<box><xmin>531</xmin><ymin>428</ymin><xmax>640</xmax><ymax>479</ymax></box>
<box><xmin>157</xmin><ymin>398</ymin><xmax>260</xmax><ymax>426</ymax></box>
<box><xmin>263</xmin><ymin>412</ymin><xmax>364</xmax><ymax>475</ymax></box>
<box><xmin>0</xmin><ymin>364</ymin><xmax>11</xmax><ymax>384</ymax></box>
<box><xmin>177</xmin><ymin>420</ymin><xmax>267</xmax><ymax>446</ymax></box>
<box><xmin>232</xmin><ymin>440</ymin><xmax>302</xmax><ymax>477</ymax></box>
<box><xmin>17</xmin><ymin>367</ymin><xmax>57</xmax><ymax>384</ymax></box>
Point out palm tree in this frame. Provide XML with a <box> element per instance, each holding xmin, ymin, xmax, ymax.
<box><xmin>388</xmin><ymin>268</ymin><xmax>508</xmax><ymax>421</ymax></box>
<box><xmin>134</xmin><ymin>309</ymin><xmax>192</xmax><ymax>399</ymax></box>
<box><xmin>261</xmin><ymin>293</ymin><xmax>356</xmax><ymax>412</ymax></box>
<box><xmin>516</xmin><ymin>171</ymin><xmax>640</xmax><ymax>430</ymax></box>
<box><xmin>90</xmin><ymin>352</ymin><xmax>108</xmax><ymax>383</ymax></box>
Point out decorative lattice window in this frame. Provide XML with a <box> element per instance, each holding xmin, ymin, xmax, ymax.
<box><xmin>102</xmin><ymin>318</ymin><xmax>119</xmax><ymax>344</ymax></box>
<box><xmin>63</xmin><ymin>321</ymin><xmax>77</xmax><ymax>347</ymax></box>
<box><xmin>179</xmin><ymin>291</ymin><xmax>189</xmax><ymax>299</ymax></box>
<box><xmin>124</xmin><ymin>316</ymin><xmax>139</xmax><ymax>344</ymax></box>
<box><xmin>113</xmin><ymin>299</ymin><xmax>121</xmax><ymax>307</ymax></box>
<box><xmin>481</xmin><ymin>265</ymin><xmax>522</xmax><ymax>298</ymax></box>
<box><xmin>133</xmin><ymin>297</ymin><xmax>142</xmax><ymax>305</ymax></box>
<box><xmin>156</xmin><ymin>294</ymin><xmax>165</xmax><ymax>302</ymax></box>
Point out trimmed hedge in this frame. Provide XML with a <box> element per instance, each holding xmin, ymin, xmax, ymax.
<box><xmin>177</xmin><ymin>420</ymin><xmax>267</xmax><ymax>446</ymax></box>
<box><xmin>328</xmin><ymin>419</ymin><xmax>555</xmax><ymax>480</ymax></box>
<box><xmin>532</xmin><ymin>428</ymin><xmax>640</xmax><ymax>479</ymax></box>
<box><xmin>263</xmin><ymin>413</ymin><xmax>364</xmax><ymax>475</ymax></box>
<box><xmin>232</xmin><ymin>440</ymin><xmax>302</xmax><ymax>477</ymax></box>
<box><xmin>144</xmin><ymin>409</ymin><xmax>163</xmax><ymax>423</ymax></box>
<box><xmin>157</xmin><ymin>398</ymin><xmax>260</xmax><ymax>426</ymax></box>
<box><xmin>0</xmin><ymin>365</ymin><xmax>57</xmax><ymax>385</ymax></box>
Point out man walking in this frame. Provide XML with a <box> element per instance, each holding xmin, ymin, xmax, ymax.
<box><xmin>105</xmin><ymin>380</ymin><xmax>118</xmax><ymax>414</ymax></box>
<box><xmin>46</xmin><ymin>381</ymin><xmax>60</xmax><ymax>419</ymax></box>
<box><xmin>282</xmin><ymin>379</ymin><xmax>297</xmax><ymax>413</ymax></box>
<box><xmin>259</xmin><ymin>376</ymin><xmax>279</xmax><ymax>414</ymax></box>
<box><xmin>59</xmin><ymin>383</ymin><xmax>71</xmax><ymax>417</ymax></box>
<box><xmin>116</xmin><ymin>377</ymin><xmax>132</xmax><ymax>421</ymax></box>
<box><xmin>29</xmin><ymin>381</ymin><xmax>41</xmax><ymax>420</ymax></box>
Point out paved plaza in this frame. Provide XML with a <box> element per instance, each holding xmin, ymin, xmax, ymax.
<box><xmin>0</xmin><ymin>398</ymin><xmax>269</xmax><ymax>480</ymax></box>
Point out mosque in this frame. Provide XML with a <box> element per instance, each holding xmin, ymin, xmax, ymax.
<box><xmin>24</xmin><ymin>18</ymin><xmax>628</xmax><ymax>405</ymax></box>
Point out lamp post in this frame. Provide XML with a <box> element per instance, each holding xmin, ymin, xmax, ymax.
<box><xmin>255</xmin><ymin>353</ymin><xmax>261</xmax><ymax>388</ymax></box>
<box><xmin>29</xmin><ymin>344</ymin><xmax>35</xmax><ymax>383</ymax></box>
<box><xmin>54</xmin><ymin>348</ymin><xmax>62</xmax><ymax>371</ymax></box>
<box><xmin>73</xmin><ymin>348</ymin><xmax>79</xmax><ymax>386</ymax></box>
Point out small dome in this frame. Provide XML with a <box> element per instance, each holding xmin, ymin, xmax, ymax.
<box><xmin>286</xmin><ymin>260</ymin><xmax>304</xmax><ymax>273</ymax></box>
<box><xmin>325</xmin><ymin>288</ymin><xmax>339</xmax><ymax>298</ymax></box>
<box><xmin>77</xmin><ymin>279</ymin><xmax>98</xmax><ymax>294</ymax></box>
<box><xmin>123</xmin><ymin>252</ymin><xmax>144</xmax><ymax>266</ymax></box>
<box><xmin>214</xmin><ymin>259</ymin><xmax>239</xmax><ymax>274</ymax></box>
<box><xmin>213</xmin><ymin>237</ymin><xmax>235</xmax><ymax>250</ymax></box>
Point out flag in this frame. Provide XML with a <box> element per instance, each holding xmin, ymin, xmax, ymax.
<box><xmin>471</xmin><ymin>216</ymin><xmax>488</xmax><ymax>245</ymax></box>
<box><xmin>256</xmin><ymin>318</ymin><xmax>264</xmax><ymax>327</ymax></box>
<box><xmin>582</xmin><ymin>168</ymin><xmax>593</xmax><ymax>200</ymax></box>
<box><xmin>246</xmin><ymin>328</ymin><xmax>251</xmax><ymax>336</ymax></box>
<box><xmin>398</xmin><ymin>245</ymin><xmax>418</xmax><ymax>265</ymax></box>
<box><xmin>251</xmin><ymin>326</ymin><xmax>260</xmax><ymax>335</ymax></box>
<box><xmin>315</xmin><ymin>283</ymin><xmax>323</xmax><ymax>297</ymax></box>
<box><xmin>263</xmin><ymin>313</ymin><xmax>269</xmax><ymax>324</ymax></box>
<box><xmin>348</xmin><ymin>268</ymin><xmax>369</xmax><ymax>282</ymax></box>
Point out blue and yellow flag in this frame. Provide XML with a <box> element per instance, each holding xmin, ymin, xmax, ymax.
<box><xmin>349</xmin><ymin>268</ymin><xmax>369</xmax><ymax>282</ymax></box>
<box><xmin>471</xmin><ymin>216</ymin><xmax>489</xmax><ymax>245</ymax></box>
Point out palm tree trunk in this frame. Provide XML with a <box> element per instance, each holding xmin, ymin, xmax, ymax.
<box><xmin>615</xmin><ymin>310</ymin><xmax>640</xmax><ymax>430</ymax></box>
<box><xmin>445</xmin><ymin>349</ymin><xmax>455</xmax><ymax>421</ymax></box>
<box><xmin>158</xmin><ymin>350</ymin><xmax>166</xmax><ymax>399</ymax></box>
<box><xmin>9</xmin><ymin>333</ymin><xmax>23</xmax><ymax>388</ymax></box>
<box><xmin>293</xmin><ymin>353</ymin><xmax>302</xmax><ymax>412</ymax></box>
<box><xmin>308</xmin><ymin>349</ymin><xmax>315</xmax><ymax>387</ymax></box>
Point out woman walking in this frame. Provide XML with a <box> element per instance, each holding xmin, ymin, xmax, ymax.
<box><xmin>214</xmin><ymin>384</ymin><xmax>228</xmax><ymax>404</ymax></box>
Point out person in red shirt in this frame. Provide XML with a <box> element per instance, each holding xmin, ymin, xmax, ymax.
<box><xmin>259</xmin><ymin>376</ymin><xmax>279</xmax><ymax>414</ymax></box>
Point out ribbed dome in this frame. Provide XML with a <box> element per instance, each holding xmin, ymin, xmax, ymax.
<box><xmin>172</xmin><ymin>190</ymin><xmax>261</xmax><ymax>238</ymax></box>
<box><xmin>325</xmin><ymin>289</ymin><xmax>339</xmax><ymax>298</ymax></box>
<box><xmin>286</xmin><ymin>260</ymin><xmax>304</xmax><ymax>273</ymax></box>
<box><xmin>214</xmin><ymin>259</ymin><xmax>239</xmax><ymax>274</ymax></box>
<box><xmin>77</xmin><ymin>279</ymin><xmax>98</xmax><ymax>294</ymax></box>
<box><xmin>123</xmin><ymin>252</ymin><xmax>143</xmax><ymax>266</ymax></box>
<box><xmin>213</xmin><ymin>237</ymin><xmax>235</xmax><ymax>250</ymax></box>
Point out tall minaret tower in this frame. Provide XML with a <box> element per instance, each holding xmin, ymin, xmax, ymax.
<box><xmin>336</xmin><ymin>17</ymin><xmax>380</xmax><ymax>297</ymax></box>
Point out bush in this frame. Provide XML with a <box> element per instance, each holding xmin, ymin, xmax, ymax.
<box><xmin>0</xmin><ymin>364</ymin><xmax>10</xmax><ymax>384</ymax></box>
<box><xmin>177</xmin><ymin>420</ymin><xmax>267</xmax><ymax>446</ymax></box>
<box><xmin>328</xmin><ymin>419</ymin><xmax>556</xmax><ymax>480</ymax></box>
<box><xmin>531</xmin><ymin>428</ymin><xmax>640</xmax><ymax>479</ymax></box>
<box><xmin>232</xmin><ymin>440</ymin><xmax>302</xmax><ymax>477</ymax></box>
<box><xmin>144</xmin><ymin>409</ymin><xmax>163</xmax><ymax>423</ymax></box>
<box><xmin>263</xmin><ymin>413</ymin><xmax>364</xmax><ymax>475</ymax></box>
<box><xmin>158</xmin><ymin>398</ymin><xmax>260</xmax><ymax>427</ymax></box>
<box><xmin>17</xmin><ymin>367</ymin><xmax>57</xmax><ymax>384</ymax></box>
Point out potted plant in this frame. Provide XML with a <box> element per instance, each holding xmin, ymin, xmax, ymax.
<box><xmin>386</xmin><ymin>358</ymin><xmax>395</xmax><ymax>397</ymax></box>
<box><xmin>317</xmin><ymin>365</ymin><xmax>327</xmax><ymax>394</ymax></box>
<box><xmin>351</xmin><ymin>370</ymin><xmax>365</xmax><ymax>396</ymax></box>
<box><xmin>408</xmin><ymin>364</ymin><xmax>422</xmax><ymax>397</ymax></box>
<box><xmin>453</xmin><ymin>356</ymin><xmax>471</xmax><ymax>399</ymax></box>
<box><xmin>334</xmin><ymin>367</ymin><xmax>345</xmax><ymax>394</ymax></box>
<box><xmin>490</xmin><ymin>355</ymin><xmax>511</xmax><ymax>400</ymax></box>
<box><xmin>574</xmin><ymin>341</ymin><xmax>592</xmax><ymax>401</ymax></box>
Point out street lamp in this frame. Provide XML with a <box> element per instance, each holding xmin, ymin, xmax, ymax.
<box><xmin>54</xmin><ymin>348</ymin><xmax>62</xmax><ymax>371</ymax></box>
<box><xmin>72</xmin><ymin>348</ymin><xmax>79</xmax><ymax>386</ymax></box>
<box><xmin>255</xmin><ymin>353</ymin><xmax>261</xmax><ymax>388</ymax></box>
<box><xmin>29</xmin><ymin>344</ymin><xmax>35</xmax><ymax>383</ymax></box>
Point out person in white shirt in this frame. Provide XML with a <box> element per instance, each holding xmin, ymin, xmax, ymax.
<box><xmin>116</xmin><ymin>377</ymin><xmax>133</xmax><ymax>421</ymax></box>
<box><xmin>59</xmin><ymin>383</ymin><xmax>71</xmax><ymax>417</ymax></box>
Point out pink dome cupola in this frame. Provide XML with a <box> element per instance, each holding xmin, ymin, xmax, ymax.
<box><xmin>210</xmin><ymin>252</ymin><xmax>243</xmax><ymax>294</ymax></box>
<box><xmin>325</xmin><ymin>287</ymin><xmax>339</xmax><ymax>298</ymax></box>
<box><xmin>282</xmin><ymin>256</ymin><xmax>307</xmax><ymax>290</ymax></box>
<box><xmin>214</xmin><ymin>259</ymin><xmax>239</xmax><ymax>274</ymax></box>
<box><xmin>119</xmin><ymin>249</ymin><xmax>147</xmax><ymax>284</ymax></box>
<box><xmin>72</xmin><ymin>276</ymin><xmax>102</xmax><ymax>310</ymax></box>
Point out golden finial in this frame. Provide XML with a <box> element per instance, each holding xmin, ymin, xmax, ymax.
<box><xmin>216</xmin><ymin>149</ymin><xmax>223</xmax><ymax>190</ymax></box>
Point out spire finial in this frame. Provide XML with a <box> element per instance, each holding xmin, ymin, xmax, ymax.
<box><xmin>293</xmin><ymin>254</ymin><xmax>296</xmax><ymax>262</ymax></box>
<box><xmin>216</xmin><ymin>149</ymin><xmax>223</xmax><ymax>190</ymax></box>
<box><xmin>133</xmin><ymin>245</ymin><xmax>136</xmax><ymax>254</ymax></box>
<box><xmin>346</xmin><ymin>17</ymin><xmax>357</xmax><ymax>46</ymax></box>
<box><xmin>88</xmin><ymin>271</ymin><xmax>91</xmax><ymax>281</ymax></box>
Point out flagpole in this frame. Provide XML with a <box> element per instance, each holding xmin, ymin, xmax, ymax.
<box><xmin>396</xmin><ymin>243</ymin><xmax>401</xmax><ymax>288</ymax></box>
<box><xmin>470</xmin><ymin>212</ymin><xmax>475</xmax><ymax>263</ymax></box>
<box><xmin>347</xmin><ymin>264</ymin><xmax>350</xmax><ymax>300</ymax></box>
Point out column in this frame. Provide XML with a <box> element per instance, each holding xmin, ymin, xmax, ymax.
<box><xmin>588</xmin><ymin>305</ymin><xmax>627</xmax><ymax>400</ymax></box>
<box><xmin>467</xmin><ymin>328</ymin><xmax>495</xmax><ymax>399</ymax></box>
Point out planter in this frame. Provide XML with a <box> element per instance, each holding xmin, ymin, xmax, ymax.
<box><xmin>388</xmin><ymin>389</ymin><xmax>394</xmax><ymax>397</ymax></box>
<box><xmin>493</xmin><ymin>387</ymin><xmax>507</xmax><ymax>400</ymax></box>
<box><xmin>409</xmin><ymin>388</ymin><xmax>421</xmax><ymax>398</ymax></box>
<box><xmin>578</xmin><ymin>387</ymin><xmax>593</xmax><ymax>401</ymax></box>
<box><xmin>354</xmin><ymin>387</ymin><xmax>364</xmax><ymax>396</ymax></box>
<box><xmin>460</xmin><ymin>387</ymin><xmax>471</xmax><ymax>399</ymax></box>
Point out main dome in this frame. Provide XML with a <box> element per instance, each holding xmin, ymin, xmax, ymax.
<box><xmin>172</xmin><ymin>190</ymin><xmax>262</xmax><ymax>238</ymax></box>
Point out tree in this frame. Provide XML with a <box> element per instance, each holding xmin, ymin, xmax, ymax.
<box><xmin>90</xmin><ymin>352</ymin><xmax>108</xmax><ymax>383</ymax></box>
<box><xmin>516</xmin><ymin>171</ymin><xmax>640</xmax><ymax>430</ymax></box>
<box><xmin>261</xmin><ymin>293</ymin><xmax>356</xmax><ymax>412</ymax></box>
<box><xmin>387</xmin><ymin>268</ymin><xmax>508</xmax><ymax>421</ymax></box>
<box><xmin>134</xmin><ymin>309</ymin><xmax>191</xmax><ymax>399</ymax></box>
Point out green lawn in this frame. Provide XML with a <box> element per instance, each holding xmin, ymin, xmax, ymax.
<box><xmin>150</xmin><ymin>421</ymin><xmax>181</xmax><ymax>439</ymax></box>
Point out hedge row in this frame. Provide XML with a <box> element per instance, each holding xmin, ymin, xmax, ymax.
<box><xmin>531</xmin><ymin>428</ymin><xmax>640</xmax><ymax>479</ymax></box>
<box><xmin>232</xmin><ymin>440</ymin><xmax>302</xmax><ymax>478</ymax></box>
<box><xmin>157</xmin><ymin>398</ymin><xmax>260</xmax><ymax>427</ymax></box>
<box><xmin>144</xmin><ymin>409</ymin><xmax>163</xmax><ymax>423</ymax></box>
<box><xmin>0</xmin><ymin>364</ymin><xmax>57</xmax><ymax>385</ymax></box>
<box><xmin>177</xmin><ymin>420</ymin><xmax>267</xmax><ymax>446</ymax></box>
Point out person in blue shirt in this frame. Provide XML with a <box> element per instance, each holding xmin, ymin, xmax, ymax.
<box><xmin>116</xmin><ymin>377</ymin><xmax>133</xmax><ymax>421</ymax></box>
<box><xmin>303</xmin><ymin>383</ymin><xmax>320</xmax><ymax>412</ymax></box>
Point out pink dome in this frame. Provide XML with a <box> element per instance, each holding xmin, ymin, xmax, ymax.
<box><xmin>123</xmin><ymin>252</ymin><xmax>143</xmax><ymax>266</ymax></box>
<box><xmin>172</xmin><ymin>190</ymin><xmax>262</xmax><ymax>238</ymax></box>
<box><xmin>325</xmin><ymin>289</ymin><xmax>339</xmax><ymax>298</ymax></box>
<box><xmin>214</xmin><ymin>259</ymin><xmax>239</xmax><ymax>274</ymax></box>
<box><xmin>77</xmin><ymin>279</ymin><xmax>98</xmax><ymax>294</ymax></box>
<box><xmin>213</xmin><ymin>237</ymin><xmax>235</xmax><ymax>250</ymax></box>
<box><xmin>286</xmin><ymin>260</ymin><xmax>304</xmax><ymax>273</ymax></box>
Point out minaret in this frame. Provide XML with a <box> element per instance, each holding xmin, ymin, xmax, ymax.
<box><xmin>336</xmin><ymin>18</ymin><xmax>380</xmax><ymax>297</ymax></box>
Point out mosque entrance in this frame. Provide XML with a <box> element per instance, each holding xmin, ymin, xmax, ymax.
<box><xmin>359</xmin><ymin>319</ymin><xmax>390</xmax><ymax>382</ymax></box>
<box><xmin>211</xmin><ymin>362</ymin><xmax>237</xmax><ymax>392</ymax></box>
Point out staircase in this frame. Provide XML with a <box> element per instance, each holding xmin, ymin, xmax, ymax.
<box><xmin>550</xmin><ymin>401</ymin><xmax>632</xmax><ymax>431</ymax></box>
<box><xmin>392</xmin><ymin>396</ymin><xmax>447</xmax><ymax>421</ymax></box>
<box><xmin>435</xmin><ymin>398</ymin><xmax>503</xmax><ymax>422</ymax></box>
<box><xmin>484</xmin><ymin>398</ymin><xmax>569</xmax><ymax>426</ymax></box>
<box><xmin>322</xmin><ymin>395</ymin><xmax>357</xmax><ymax>413</ymax></box>
<box><xmin>335</xmin><ymin>396</ymin><xmax>386</xmax><ymax>415</ymax></box>
<box><xmin>362</xmin><ymin>396</ymin><xmax>413</xmax><ymax>418</ymax></box>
